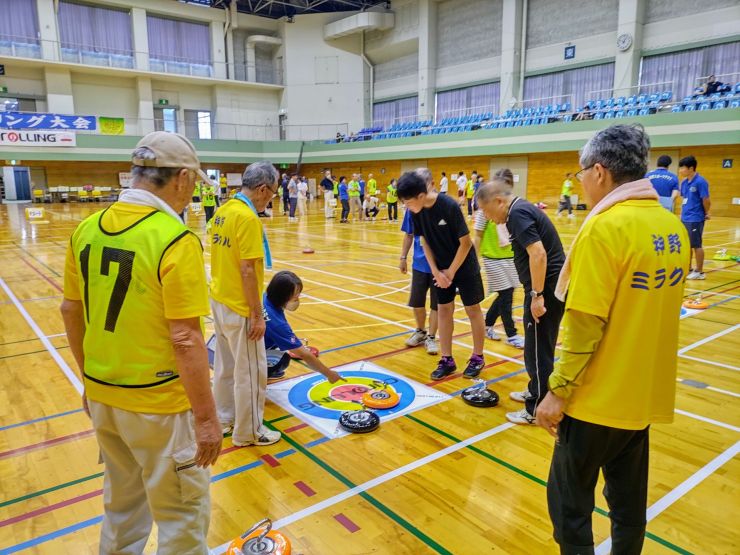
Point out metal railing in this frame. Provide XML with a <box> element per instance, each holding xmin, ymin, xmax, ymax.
<box><xmin>0</xmin><ymin>34</ymin><xmax>284</xmax><ymax>86</ymax></box>
<box><xmin>518</xmin><ymin>94</ymin><xmax>573</xmax><ymax>109</ymax></box>
<box><xmin>588</xmin><ymin>81</ymin><xmax>674</xmax><ymax>99</ymax></box>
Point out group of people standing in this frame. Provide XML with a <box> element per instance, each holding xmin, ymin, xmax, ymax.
<box><xmin>320</xmin><ymin>170</ymin><xmax>398</xmax><ymax>222</ymax></box>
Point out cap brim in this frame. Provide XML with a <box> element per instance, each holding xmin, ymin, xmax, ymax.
<box><xmin>197</xmin><ymin>169</ymin><xmax>215</xmax><ymax>186</ymax></box>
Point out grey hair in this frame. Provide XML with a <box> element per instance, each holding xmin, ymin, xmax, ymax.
<box><xmin>476</xmin><ymin>179</ymin><xmax>513</xmax><ymax>205</ymax></box>
<box><xmin>414</xmin><ymin>167</ymin><xmax>432</xmax><ymax>187</ymax></box>
<box><xmin>579</xmin><ymin>124</ymin><xmax>651</xmax><ymax>185</ymax></box>
<box><xmin>242</xmin><ymin>160</ymin><xmax>279</xmax><ymax>190</ymax></box>
<box><xmin>130</xmin><ymin>146</ymin><xmax>181</xmax><ymax>188</ymax></box>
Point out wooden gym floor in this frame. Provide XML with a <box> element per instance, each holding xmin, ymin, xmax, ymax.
<box><xmin>0</xmin><ymin>199</ymin><xmax>737</xmax><ymax>554</ymax></box>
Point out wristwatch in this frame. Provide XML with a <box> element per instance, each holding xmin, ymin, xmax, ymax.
<box><xmin>530</xmin><ymin>290</ymin><xmax>543</xmax><ymax>298</ymax></box>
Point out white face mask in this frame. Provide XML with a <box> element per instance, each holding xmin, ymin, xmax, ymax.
<box><xmin>285</xmin><ymin>298</ymin><xmax>300</xmax><ymax>312</ymax></box>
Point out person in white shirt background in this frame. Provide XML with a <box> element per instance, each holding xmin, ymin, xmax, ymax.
<box><xmin>297</xmin><ymin>177</ymin><xmax>308</xmax><ymax>218</ymax></box>
<box><xmin>456</xmin><ymin>171</ymin><xmax>467</xmax><ymax>207</ymax></box>
<box><xmin>440</xmin><ymin>172</ymin><xmax>449</xmax><ymax>194</ymax></box>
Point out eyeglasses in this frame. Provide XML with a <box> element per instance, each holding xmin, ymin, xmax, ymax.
<box><xmin>265</xmin><ymin>183</ymin><xmax>279</xmax><ymax>198</ymax></box>
<box><xmin>575</xmin><ymin>164</ymin><xmax>595</xmax><ymax>182</ymax></box>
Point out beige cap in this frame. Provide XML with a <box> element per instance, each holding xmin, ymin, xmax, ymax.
<box><xmin>132</xmin><ymin>131</ymin><xmax>212</xmax><ymax>184</ymax></box>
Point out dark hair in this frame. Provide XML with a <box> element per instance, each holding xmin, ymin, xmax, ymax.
<box><xmin>397</xmin><ymin>171</ymin><xmax>427</xmax><ymax>200</ymax></box>
<box><xmin>441</xmin><ymin>171</ymin><xmax>446</xmax><ymax>176</ymax></box>
<box><xmin>657</xmin><ymin>155</ymin><xmax>672</xmax><ymax>168</ymax></box>
<box><xmin>266</xmin><ymin>271</ymin><xmax>303</xmax><ymax>309</ymax></box>
<box><xmin>339</xmin><ymin>175</ymin><xmax>346</xmax><ymax>182</ymax></box>
<box><xmin>493</xmin><ymin>168</ymin><xmax>514</xmax><ymax>186</ymax></box>
<box><xmin>678</xmin><ymin>156</ymin><xmax>697</xmax><ymax>170</ymax></box>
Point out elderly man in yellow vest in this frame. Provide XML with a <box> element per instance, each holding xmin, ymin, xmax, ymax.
<box><xmin>61</xmin><ymin>131</ymin><xmax>221</xmax><ymax>554</ymax></box>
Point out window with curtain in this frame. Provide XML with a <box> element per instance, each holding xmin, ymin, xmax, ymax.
<box><xmin>184</xmin><ymin>110</ymin><xmax>212</xmax><ymax>140</ymax></box>
<box><xmin>435</xmin><ymin>82</ymin><xmax>500</xmax><ymax>120</ymax></box>
<box><xmin>372</xmin><ymin>97</ymin><xmax>418</xmax><ymax>129</ymax></box>
<box><xmin>58</xmin><ymin>1</ymin><xmax>133</xmax><ymax>67</ymax></box>
<box><xmin>0</xmin><ymin>0</ymin><xmax>41</xmax><ymax>59</ymax></box>
<box><xmin>640</xmin><ymin>41</ymin><xmax>740</xmax><ymax>98</ymax></box>
<box><xmin>147</xmin><ymin>15</ymin><xmax>211</xmax><ymax>74</ymax></box>
<box><xmin>523</xmin><ymin>63</ymin><xmax>614</xmax><ymax>110</ymax></box>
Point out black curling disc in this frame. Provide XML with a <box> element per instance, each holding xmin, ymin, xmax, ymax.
<box><xmin>339</xmin><ymin>409</ymin><xmax>380</xmax><ymax>433</ymax></box>
<box><xmin>461</xmin><ymin>386</ymin><xmax>500</xmax><ymax>407</ymax></box>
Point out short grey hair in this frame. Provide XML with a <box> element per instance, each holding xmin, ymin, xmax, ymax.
<box><xmin>580</xmin><ymin>124</ymin><xmax>651</xmax><ymax>185</ymax></box>
<box><xmin>242</xmin><ymin>160</ymin><xmax>279</xmax><ymax>190</ymax></box>
<box><xmin>414</xmin><ymin>167</ymin><xmax>432</xmax><ymax>187</ymax></box>
<box><xmin>476</xmin><ymin>179</ymin><xmax>513</xmax><ymax>205</ymax></box>
<box><xmin>130</xmin><ymin>146</ymin><xmax>180</xmax><ymax>188</ymax></box>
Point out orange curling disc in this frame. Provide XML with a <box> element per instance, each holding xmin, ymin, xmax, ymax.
<box><xmin>683</xmin><ymin>299</ymin><xmax>708</xmax><ymax>310</ymax></box>
<box><xmin>362</xmin><ymin>387</ymin><xmax>400</xmax><ymax>409</ymax></box>
<box><xmin>227</xmin><ymin>519</ymin><xmax>291</xmax><ymax>555</ymax></box>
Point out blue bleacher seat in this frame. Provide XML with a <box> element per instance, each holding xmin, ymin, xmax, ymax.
<box><xmin>594</xmin><ymin>113</ymin><xmax>604</xmax><ymax>120</ymax></box>
<box><xmin>682</xmin><ymin>96</ymin><xmax>693</xmax><ymax>104</ymax></box>
<box><xmin>638</xmin><ymin>108</ymin><xmax>650</xmax><ymax>116</ymax></box>
<box><xmin>734</xmin><ymin>83</ymin><xmax>740</xmax><ymax>93</ymax></box>
<box><xmin>684</xmin><ymin>104</ymin><xmax>696</xmax><ymax>112</ymax></box>
<box><xmin>671</xmin><ymin>105</ymin><xmax>682</xmax><ymax>112</ymax></box>
<box><xmin>627</xmin><ymin>109</ymin><xmax>638</xmax><ymax>117</ymax></box>
<box><xmin>563</xmin><ymin>114</ymin><xmax>573</xmax><ymax>122</ymax></box>
<box><xmin>660</xmin><ymin>91</ymin><xmax>672</xmax><ymax>102</ymax></box>
<box><xmin>605</xmin><ymin>98</ymin><xmax>615</xmax><ymax>108</ymax></box>
<box><xmin>713</xmin><ymin>101</ymin><xmax>727</xmax><ymax>110</ymax></box>
<box><xmin>698</xmin><ymin>102</ymin><xmax>711</xmax><ymax>111</ymax></box>
<box><xmin>637</xmin><ymin>94</ymin><xmax>647</xmax><ymax>104</ymax></box>
<box><xmin>615</xmin><ymin>96</ymin><xmax>626</xmax><ymax>105</ymax></box>
<box><xmin>605</xmin><ymin>111</ymin><xmax>615</xmax><ymax>119</ymax></box>
<box><xmin>647</xmin><ymin>93</ymin><xmax>659</xmax><ymax>103</ymax></box>
<box><xmin>731</xmin><ymin>100</ymin><xmax>740</xmax><ymax>109</ymax></box>
<box><xmin>626</xmin><ymin>96</ymin><xmax>637</xmax><ymax>105</ymax></box>
<box><xmin>615</xmin><ymin>110</ymin><xmax>625</xmax><ymax>118</ymax></box>
<box><xmin>561</xmin><ymin>102</ymin><xmax>571</xmax><ymax>112</ymax></box>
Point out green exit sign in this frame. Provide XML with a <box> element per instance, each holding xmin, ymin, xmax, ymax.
<box><xmin>279</xmin><ymin>163</ymin><xmax>289</xmax><ymax>169</ymax></box>
<box><xmin>0</xmin><ymin>86</ymin><xmax>7</xmax><ymax>93</ymax></box>
<box><xmin>158</xmin><ymin>98</ymin><xmax>169</xmax><ymax>105</ymax></box>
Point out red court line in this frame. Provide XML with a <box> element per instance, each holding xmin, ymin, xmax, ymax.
<box><xmin>284</xmin><ymin>422</ymin><xmax>309</xmax><ymax>433</ymax></box>
<box><xmin>333</xmin><ymin>513</ymin><xmax>360</xmax><ymax>533</ymax></box>
<box><xmin>0</xmin><ymin>429</ymin><xmax>95</xmax><ymax>460</ymax></box>
<box><xmin>19</xmin><ymin>257</ymin><xmax>63</xmax><ymax>293</ymax></box>
<box><xmin>261</xmin><ymin>454</ymin><xmax>280</xmax><ymax>467</ymax></box>
<box><xmin>294</xmin><ymin>481</ymin><xmax>316</xmax><ymax>497</ymax></box>
<box><xmin>0</xmin><ymin>489</ymin><xmax>102</xmax><ymax>528</ymax></box>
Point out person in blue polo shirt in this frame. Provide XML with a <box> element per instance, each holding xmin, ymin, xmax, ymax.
<box><xmin>679</xmin><ymin>155</ymin><xmax>711</xmax><ymax>280</ymax></box>
<box><xmin>646</xmin><ymin>155</ymin><xmax>679</xmax><ymax>211</ymax></box>
<box><xmin>399</xmin><ymin>168</ymin><xmax>439</xmax><ymax>355</ymax></box>
<box><xmin>264</xmin><ymin>271</ymin><xmax>343</xmax><ymax>383</ymax></box>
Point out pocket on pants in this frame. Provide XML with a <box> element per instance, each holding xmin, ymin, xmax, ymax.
<box><xmin>173</xmin><ymin>442</ymin><xmax>209</xmax><ymax>504</ymax></box>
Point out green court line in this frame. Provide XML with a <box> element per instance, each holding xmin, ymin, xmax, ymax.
<box><xmin>0</xmin><ymin>472</ymin><xmax>104</xmax><ymax>509</ymax></box>
<box><xmin>265</xmin><ymin>421</ymin><xmax>453</xmax><ymax>555</ymax></box>
<box><xmin>404</xmin><ymin>414</ymin><xmax>693</xmax><ymax>555</ymax></box>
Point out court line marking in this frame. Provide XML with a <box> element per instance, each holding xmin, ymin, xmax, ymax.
<box><xmin>0</xmin><ymin>277</ymin><xmax>83</xmax><ymax>395</ymax></box>
<box><xmin>679</xmin><ymin>353</ymin><xmax>739</xmax><ymax>372</ymax></box>
<box><xmin>209</xmin><ymin>421</ymin><xmax>516</xmax><ymax>554</ymax></box>
<box><xmin>677</xmin><ymin>378</ymin><xmax>740</xmax><ymax>398</ymax></box>
<box><xmin>595</xmin><ymin>441</ymin><xmax>740</xmax><ymax>555</ymax></box>
<box><xmin>675</xmin><ymin>409</ymin><xmax>740</xmax><ymax>433</ymax></box>
<box><xmin>0</xmin><ymin>409</ymin><xmax>84</xmax><ymax>433</ymax></box>
<box><xmin>677</xmin><ymin>323</ymin><xmax>740</xmax><ymax>355</ymax></box>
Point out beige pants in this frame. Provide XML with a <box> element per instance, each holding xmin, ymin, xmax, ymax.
<box><xmin>88</xmin><ymin>401</ymin><xmax>210</xmax><ymax>555</ymax></box>
<box><xmin>323</xmin><ymin>189</ymin><xmax>334</xmax><ymax>218</ymax></box>
<box><xmin>349</xmin><ymin>196</ymin><xmax>362</xmax><ymax>220</ymax></box>
<box><xmin>210</xmin><ymin>299</ymin><xmax>269</xmax><ymax>444</ymax></box>
<box><xmin>297</xmin><ymin>197</ymin><xmax>307</xmax><ymax>217</ymax></box>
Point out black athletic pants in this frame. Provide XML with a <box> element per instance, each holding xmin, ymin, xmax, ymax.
<box><xmin>523</xmin><ymin>286</ymin><xmax>564</xmax><ymax>416</ymax></box>
<box><xmin>340</xmin><ymin>199</ymin><xmax>350</xmax><ymax>221</ymax></box>
<box><xmin>387</xmin><ymin>201</ymin><xmax>397</xmax><ymax>221</ymax></box>
<box><xmin>548</xmin><ymin>415</ymin><xmax>649</xmax><ymax>555</ymax></box>
<box><xmin>485</xmin><ymin>287</ymin><xmax>516</xmax><ymax>337</ymax></box>
<box><xmin>204</xmin><ymin>205</ymin><xmax>215</xmax><ymax>223</ymax></box>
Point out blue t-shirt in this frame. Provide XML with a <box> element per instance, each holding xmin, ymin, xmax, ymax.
<box><xmin>263</xmin><ymin>295</ymin><xmax>302</xmax><ymax>353</ymax></box>
<box><xmin>646</xmin><ymin>168</ymin><xmax>679</xmax><ymax>198</ymax></box>
<box><xmin>401</xmin><ymin>209</ymin><xmax>432</xmax><ymax>274</ymax></box>
<box><xmin>680</xmin><ymin>173</ymin><xmax>710</xmax><ymax>223</ymax></box>
<box><xmin>359</xmin><ymin>180</ymin><xmax>366</xmax><ymax>195</ymax></box>
<box><xmin>338</xmin><ymin>183</ymin><xmax>349</xmax><ymax>200</ymax></box>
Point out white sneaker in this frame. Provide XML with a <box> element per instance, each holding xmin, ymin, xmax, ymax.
<box><xmin>505</xmin><ymin>335</ymin><xmax>525</xmax><ymax>349</ymax></box>
<box><xmin>233</xmin><ymin>430</ymin><xmax>282</xmax><ymax>447</ymax></box>
<box><xmin>486</xmin><ymin>326</ymin><xmax>501</xmax><ymax>340</ymax></box>
<box><xmin>509</xmin><ymin>389</ymin><xmax>533</xmax><ymax>403</ymax></box>
<box><xmin>568</xmin><ymin>214</ymin><xmax>575</xmax><ymax>220</ymax></box>
<box><xmin>425</xmin><ymin>335</ymin><xmax>439</xmax><ymax>355</ymax></box>
<box><xmin>687</xmin><ymin>271</ymin><xmax>705</xmax><ymax>280</ymax></box>
<box><xmin>405</xmin><ymin>329</ymin><xmax>427</xmax><ymax>347</ymax></box>
<box><xmin>221</xmin><ymin>423</ymin><xmax>234</xmax><ymax>436</ymax></box>
<box><xmin>506</xmin><ymin>408</ymin><xmax>535</xmax><ymax>425</ymax></box>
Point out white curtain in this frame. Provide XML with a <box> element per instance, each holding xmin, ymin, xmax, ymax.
<box><xmin>59</xmin><ymin>1</ymin><xmax>132</xmax><ymax>55</ymax></box>
<box><xmin>147</xmin><ymin>15</ymin><xmax>211</xmax><ymax>65</ymax></box>
<box><xmin>523</xmin><ymin>63</ymin><xmax>614</xmax><ymax>110</ymax></box>
<box><xmin>0</xmin><ymin>0</ymin><xmax>39</xmax><ymax>43</ymax></box>
<box><xmin>372</xmin><ymin>97</ymin><xmax>418</xmax><ymax>129</ymax></box>
<box><xmin>435</xmin><ymin>82</ymin><xmax>500</xmax><ymax>120</ymax></box>
<box><xmin>640</xmin><ymin>41</ymin><xmax>740</xmax><ymax>98</ymax></box>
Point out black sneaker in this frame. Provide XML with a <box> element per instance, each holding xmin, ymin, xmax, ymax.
<box><xmin>431</xmin><ymin>358</ymin><xmax>457</xmax><ymax>380</ymax></box>
<box><xmin>268</xmin><ymin>368</ymin><xmax>286</xmax><ymax>380</ymax></box>
<box><xmin>463</xmin><ymin>355</ymin><xmax>484</xmax><ymax>379</ymax></box>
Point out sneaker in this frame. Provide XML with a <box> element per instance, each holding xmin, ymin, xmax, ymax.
<box><xmin>425</xmin><ymin>335</ymin><xmax>439</xmax><ymax>355</ymax></box>
<box><xmin>233</xmin><ymin>430</ymin><xmax>282</xmax><ymax>447</ymax></box>
<box><xmin>430</xmin><ymin>357</ymin><xmax>456</xmax><ymax>380</ymax></box>
<box><xmin>463</xmin><ymin>354</ymin><xmax>485</xmax><ymax>379</ymax></box>
<box><xmin>506</xmin><ymin>408</ymin><xmax>535</xmax><ymax>425</ymax></box>
<box><xmin>509</xmin><ymin>389</ymin><xmax>533</xmax><ymax>403</ymax></box>
<box><xmin>687</xmin><ymin>271</ymin><xmax>706</xmax><ymax>280</ymax></box>
<box><xmin>405</xmin><ymin>329</ymin><xmax>428</xmax><ymax>347</ymax></box>
<box><xmin>221</xmin><ymin>423</ymin><xmax>234</xmax><ymax>436</ymax></box>
<box><xmin>568</xmin><ymin>214</ymin><xmax>575</xmax><ymax>220</ymax></box>
<box><xmin>268</xmin><ymin>368</ymin><xmax>286</xmax><ymax>380</ymax></box>
<box><xmin>505</xmin><ymin>335</ymin><xmax>525</xmax><ymax>349</ymax></box>
<box><xmin>486</xmin><ymin>326</ymin><xmax>501</xmax><ymax>340</ymax></box>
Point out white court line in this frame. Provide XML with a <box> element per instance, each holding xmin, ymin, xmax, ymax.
<box><xmin>684</xmin><ymin>288</ymin><xmax>738</xmax><ymax>298</ymax></box>
<box><xmin>0</xmin><ymin>277</ymin><xmax>83</xmax><ymax>395</ymax></box>
<box><xmin>45</xmin><ymin>333</ymin><xmax>67</xmax><ymax>339</ymax></box>
<box><xmin>679</xmin><ymin>353</ymin><xmax>740</xmax><ymax>372</ymax></box>
<box><xmin>677</xmin><ymin>323</ymin><xmax>740</xmax><ymax>355</ymax></box>
<box><xmin>210</xmin><ymin>421</ymin><xmax>515</xmax><ymax>555</ymax></box>
<box><xmin>674</xmin><ymin>408</ymin><xmax>740</xmax><ymax>433</ymax></box>
<box><xmin>595</xmin><ymin>441</ymin><xmax>740</xmax><ymax>555</ymax></box>
<box><xmin>677</xmin><ymin>378</ymin><xmax>740</xmax><ymax>398</ymax></box>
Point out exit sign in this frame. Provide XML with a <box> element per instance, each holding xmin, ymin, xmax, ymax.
<box><xmin>158</xmin><ymin>98</ymin><xmax>169</xmax><ymax>105</ymax></box>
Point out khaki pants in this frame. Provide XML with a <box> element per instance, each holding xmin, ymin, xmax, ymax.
<box><xmin>349</xmin><ymin>196</ymin><xmax>362</xmax><ymax>220</ymax></box>
<box><xmin>210</xmin><ymin>299</ymin><xmax>269</xmax><ymax>443</ymax></box>
<box><xmin>323</xmin><ymin>189</ymin><xmax>334</xmax><ymax>218</ymax></box>
<box><xmin>88</xmin><ymin>401</ymin><xmax>210</xmax><ymax>555</ymax></box>
<box><xmin>297</xmin><ymin>197</ymin><xmax>307</xmax><ymax>217</ymax></box>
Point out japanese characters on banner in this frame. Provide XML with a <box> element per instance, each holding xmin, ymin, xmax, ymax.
<box><xmin>0</xmin><ymin>131</ymin><xmax>77</xmax><ymax>147</ymax></box>
<box><xmin>0</xmin><ymin>112</ymin><xmax>97</xmax><ymax>131</ymax></box>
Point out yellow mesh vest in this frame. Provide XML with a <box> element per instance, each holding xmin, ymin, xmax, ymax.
<box><xmin>202</xmin><ymin>185</ymin><xmax>217</xmax><ymax>207</ymax></box>
<box><xmin>70</xmin><ymin>208</ymin><xmax>194</xmax><ymax>412</ymax></box>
